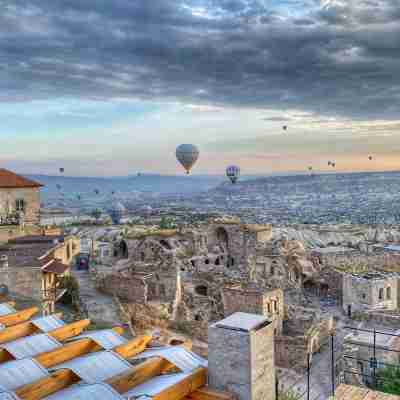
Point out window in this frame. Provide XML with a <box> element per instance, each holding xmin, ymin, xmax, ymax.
<box><xmin>15</xmin><ymin>199</ymin><xmax>25</xmax><ymax>212</ymax></box>
<box><xmin>378</xmin><ymin>288</ymin><xmax>384</xmax><ymax>301</ymax></box>
<box><xmin>267</xmin><ymin>303</ymin><xmax>271</xmax><ymax>313</ymax></box>
<box><xmin>387</xmin><ymin>287</ymin><xmax>391</xmax><ymax>300</ymax></box>
<box><xmin>273</xmin><ymin>300</ymin><xmax>278</xmax><ymax>313</ymax></box>
<box><xmin>271</xmin><ymin>266</ymin><xmax>275</xmax><ymax>276</ymax></box>
<box><xmin>195</xmin><ymin>285</ymin><xmax>208</xmax><ymax>296</ymax></box>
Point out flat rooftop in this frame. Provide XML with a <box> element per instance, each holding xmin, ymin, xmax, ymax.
<box><xmin>214</xmin><ymin>312</ymin><xmax>270</xmax><ymax>332</ymax></box>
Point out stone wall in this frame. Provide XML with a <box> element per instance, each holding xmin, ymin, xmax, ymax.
<box><xmin>101</xmin><ymin>273</ymin><xmax>148</xmax><ymax>304</ymax></box>
<box><xmin>275</xmin><ymin>335</ymin><xmax>308</xmax><ymax>371</ymax></box>
<box><xmin>343</xmin><ymin>274</ymin><xmax>399</xmax><ymax>313</ymax></box>
<box><xmin>0</xmin><ymin>266</ymin><xmax>42</xmax><ymax>301</ymax></box>
<box><xmin>0</xmin><ymin>187</ymin><xmax>41</xmax><ymax>226</ymax></box>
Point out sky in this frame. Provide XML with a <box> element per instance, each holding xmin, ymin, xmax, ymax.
<box><xmin>1</xmin><ymin>0</ymin><xmax>400</xmax><ymax>176</ymax></box>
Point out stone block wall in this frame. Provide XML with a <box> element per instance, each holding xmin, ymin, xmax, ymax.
<box><xmin>208</xmin><ymin>317</ymin><xmax>276</xmax><ymax>400</ymax></box>
<box><xmin>0</xmin><ymin>187</ymin><xmax>40</xmax><ymax>226</ymax></box>
<box><xmin>275</xmin><ymin>335</ymin><xmax>308</xmax><ymax>371</ymax></box>
<box><xmin>102</xmin><ymin>274</ymin><xmax>148</xmax><ymax>304</ymax></box>
<box><xmin>0</xmin><ymin>266</ymin><xmax>42</xmax><ymax>301</ymax></box>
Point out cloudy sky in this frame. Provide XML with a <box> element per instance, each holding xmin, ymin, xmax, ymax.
<box><xmin>1</xmin><ymin>0</ymin><xmax>400</xmax><ymax>176</ymax></box>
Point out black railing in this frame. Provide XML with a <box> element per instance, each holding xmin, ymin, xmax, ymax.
<box><xmin>277</xmin><ymin>326</ymin><xmax>400</xmax><ymax>400</ymax></box>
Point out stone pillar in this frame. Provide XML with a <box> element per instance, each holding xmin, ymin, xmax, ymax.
<box><xmin>208</xmin><ymin>312</ymin><xmax>276</xmax><ymax>400</ymax></box>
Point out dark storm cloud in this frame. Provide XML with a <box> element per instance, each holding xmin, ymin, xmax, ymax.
<box><xmin>1</xmin><ymin>0</ymin><xmax>400</xmax><ymax>118</ymax></box>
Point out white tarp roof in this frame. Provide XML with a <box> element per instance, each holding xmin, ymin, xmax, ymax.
<box><xmin>1</xmin><ymin>334</ymin><xmax>61</xmax><ymax>359</ymax></box>
<box><xmin>133</xmin><ymin>346</ymin><xmax>207</xmax><ymax>373</ymax></box>
<box><xmin>124</xmin><ymin>373</ymin><xmax>189</xmax><ymax>399</ymax></box>
<box><xmin>0</xmin><ymin>305</ymin><xmax>16</xmax><ymax>317</ymax></box>
<box><xmin>44</xmin><ymin>383</ymin><xmax>125</xmax><ymax>400</ymax></box>
<box><xmin>31</xmin><ymin>316</ymin><xmax>65</xmax><ymax>333</ymax></box>
<box><xmin>69</xmin><ymin>329</ymin><xmax>126</xmax><ymax>350</ymax></box>
<box><xmin>0</xmin><ymin>358</ymin><xmax>48</xmax><ymax>392</ymax></box>
<box><xmin>52</xmin><ymin>351</ymin><xmax>132</xmax><ymax>383</ymax></box>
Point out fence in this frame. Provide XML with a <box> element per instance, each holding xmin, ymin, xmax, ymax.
<box><xmin>277</xmin><ymin>326</ymin><xmax>400</xmax><ymax>400</ymax></box>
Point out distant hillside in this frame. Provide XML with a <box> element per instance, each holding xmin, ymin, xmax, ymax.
<box><xmin>26</xmin><ymin>174</ymin><xmax>225</xmax><ymax>198</ymax></box>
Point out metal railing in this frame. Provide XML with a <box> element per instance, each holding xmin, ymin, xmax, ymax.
<box><xmin>277</xmin><ymin>326</ymin><xmax>400</xmax><ymax>400</ymax></box>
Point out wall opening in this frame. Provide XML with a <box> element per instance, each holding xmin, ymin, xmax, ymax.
<box><xmin>195</xmin><ymin>285</ymin><xmax>208</xmax><ymax>296</ymax></box>
<box><xmin>215</xmin><ymin>227</ymin><xmax>229</xmax><ymax>251</ymax></box>
<box><xmin>387</xmin><ymin>287</ymin><xmax>391</xmax><ymax>300</ymax></box>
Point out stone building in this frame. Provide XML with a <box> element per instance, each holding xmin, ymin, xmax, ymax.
<box><xmin>0</xmin><ymin>169</ymin><xmax>42</xmax><ymax>227</ymax></box>
<box><xmin>0</xmin><ymin>233</ymin><xmax>80</xmax><ymax>314</ymax></box>
<box><xmin>222</xmin><ymin>284</ymin><xmax>284</xmax><ymax>335</ymax></box>
<box><xmin>342</xmin><ymin>271</ymin><xmax>400</xmax><ymax>316</ymax></box>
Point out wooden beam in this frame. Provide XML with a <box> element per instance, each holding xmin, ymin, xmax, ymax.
<box><xmin>108</xmin><ymin>357</ymin><xmax>173</xmax><ymax>394</ymax></box>
<box><xmin>35</xmin><ymin>326</ymin><xmax>124</xmax><ymax>368</ymax></box>
<box><xmin>108</xmin><ymin>340</ymin><xmax>193</xmax><ymax>393</ymax></box>
<box><xmin>15</xmin><ymin>369</ymin><xmax>81</xmax><ymax>400</ymax></box>
<box><xmin>113</xmin><ymin>334</ymin><xmax>152</xmax><ymax>358</ymax></box>
<box><xmin>185</xmin><ymin>387</ymin><xmax>236</xmax><ymax>400</ymax></box>
<box><xmin>0</xmin><ymin>313</ymin><xmax>64</xmax><ymax>345</ymax></box>
<box><xmin>0</xmin><ymin>307</ymin><xmax>38</xmax><ymax>327</ymax></box>
<box><xmin>15</xmin><ymin>333</ymin><xmax>152</xmax><ymax>400</ymax></box>
<box><xmin>48</xmin><ymin>319</ymin><xmax>90</xmax><ymax>342</ymax></box>
<box><xmin>152</xmin><ymin>368</ymin><xmax>207</xmax><ymax>400</ymax></box>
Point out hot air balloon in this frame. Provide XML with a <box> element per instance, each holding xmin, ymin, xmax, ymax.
<box><xmin>283</xmin><ymin>125</ymin><xmax>287</xmax><ymax>131</ymax></box>
<box><xmin>176</xmin><ymin>144</ymin><xmax>199</xmax><ymax>174</ymax></box>
<box><xmin>369</xmin><ymin>156</ymin><xmax>373</xmax><ymax>161</ymax></box>
<box><xmin>332</xmin><ymin>162</ymin><xmax>336</xmax><ymax>168</ymax></box>
<box><xmin>77</xmin><ymin>194</ymin><xmax>81</xmax><ymax>201</ymax></box>
<box><xmin>94</xmin><ymin>189</ymin><xmax>99</xmax><ymax>195</ymax></box>
<box><xmin>226</xmin><ymin>165</ymin><xmax>240</xmax><ymax>184</ymax></box>
<box><xmin>111</xmin><ymin>191</ymin><xmax>115</xmax><ymax>195</ymax></box>
<box><xmin>59</xmin><ymin>167</ymin><xmax>64</xmax><ymax>174</ymax></box>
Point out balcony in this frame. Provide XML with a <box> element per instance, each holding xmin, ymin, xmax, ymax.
<box><xmin>0</xmin><ymin>213</ymin><xmax>20</xmax><ymax>226</ymax></box>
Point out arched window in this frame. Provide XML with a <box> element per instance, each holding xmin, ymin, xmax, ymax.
<box><xmin>215</xmin><ymin>258</ymin><xmax>220</xmax><ymax>266</ymax></box>
<box><xmin>271</xmin><ymin>266</ymin><xmax>275</xmax><ymax>276</ymax></box>
<box><xmin>378</xmin><ymin>288</ymin><xmax>384</xmax><ymax>301</ymax></box>
<box><xmin>205</xmin><ymin>259</ymin><xmax>210</xmax><ymax>265</ymax></box>
<box><xmin>387</xmin><ymin>287</ymin><xmax>391</xmax><ymax>300</ymax></box>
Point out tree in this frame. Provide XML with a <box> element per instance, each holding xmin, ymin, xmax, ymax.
<box><xmin>159</xmin><ymin>216</ymin><xmax>176</xmax><ymax>229</ymax></box>
<box><xmin>376</xmin><ymin>366</ymin><xmax>400</xmax><ymax>395</ymax></box>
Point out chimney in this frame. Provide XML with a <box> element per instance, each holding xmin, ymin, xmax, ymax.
<box><xmin>208</xmin><ymin>312</ymin><xmax>276</xmax><ymax>400</ymax></box>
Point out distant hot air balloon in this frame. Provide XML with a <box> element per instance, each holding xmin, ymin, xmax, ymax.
<box><xmin>111</xmin><ymin>191</ymin><xmax>115</xmax><ymax>195</ymax></box>
<box><xmin>332</xmin><ymin>162</ymin><xmax>336</xmax><ymax>168</ymax></box>
<box><xmin>137</xmin><ymin>173</ymin><xmax>141</xmax><ymax>177</ymax></box>
<box><xmin>226</xmin><ymin>165</ymin><xmax>240</xmax><ymax>184</ymax></box>
<box><xmin>59</xmin><ymin>167</ymin><xmax>64</xmax><ymax>174</ymax></box>
<box><xmin>369</xmin><ymin>156</ymin><xmax>373</xmax><ymax>161</ymax></box>
<box><xmin>283</xmin><ymin>125</ymin><xmax>287</xmax><ymax>131</ymax></box>
<box><xmin>94</xmin><ymin>189</ymin><xmax>99</xmax><ymax>195</ymax></box>
<box><xmin>176</xmin><ymin>144</ymin><xmax>199</xmax><ymax>174</ymax></box>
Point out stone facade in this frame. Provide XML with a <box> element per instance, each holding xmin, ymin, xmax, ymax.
<box><xmin>208</xmin><ymin>313</ymin><xmax>276</xmax><ymax>400</ymax></box>
<box><xmin>0</xmin><ymin>187</ymin><xmax>41</xmax><ymax>226</ymax></box>
<box><xmin>342</xmin><ymin>272</ymin><xmax>400</xmax><ymax>315</ymax></box>
<box><xmin>222</xmin><ymin>285</ymin><xmax>284</xmax><ymax>335</ymax></box>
